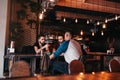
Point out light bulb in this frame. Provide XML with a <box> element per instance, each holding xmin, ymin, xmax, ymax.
<box><xmin>75</xmin><ymin>18</ymin><xmax>78</xmax><ymax>23</ymax></box>
<box><xmin>102</xmin><ymin>23</ymin><xmax>106</xmax><ymax>29</ymax></box>
<box><xmin>63</xmin><ymin>17</ymin><xmax>66</xmax><ymax>22</ymax></box>
<box><xmin>80</xmin><ymin>30</ymin><xmax>83</xmax><ymax>35</ymax></box>
<box><xmin>87</xmin><ymin>20</ymin><xmax>89</xmax><ymax>24</ymax></box>
<box><xmin>92</xmin><ymin>32</ymin><xmax>94</xmax><ymax>36</ymax></box>
<box><xmin>43</xmin><ymin>9</ymin><xmax>46</xmax><ymax>12</ymax></box>
<box><xmin>115</xmin><ymin>15</ymin><xmax>118</xmax><ymax>20</ymax></box>
<box><xmin>97</xmin><ymin>21</ymin><xmax>100</xmax><ymax>25</ymax></box>
<box><xmin>39</xmin><ymin>13</ymin><xmax>44</xmax><ymax>20</ymax></box>
<box><xmin>50</xmin><ymin>0</ymin><xmax>55</xmax><ymax>2</ymax></box>
<box><xmin>105</xmin><ymin>19</ymin><xmax>108</xmax><ymax>23</ymax></box>
<box><xmin>101</xmin><ymin>31</ymin><xmax>104</xmax><ymax>36</ymax></box>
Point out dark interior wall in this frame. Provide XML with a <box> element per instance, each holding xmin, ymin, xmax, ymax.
<box><xmin>89</xmin><ymin>38</ymin><xmax>120</xmax><ymax>54</ymax></box>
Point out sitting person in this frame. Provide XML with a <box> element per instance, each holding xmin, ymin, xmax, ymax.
<box><xmin>52</xmin><ymin>34</ymin><xmax>64</xmax><ymax>52</ymax></box>
<box><xmin>33</xmin><ymin>34</ymin><xmax>49</xmax><ymax>56</ymax></box>
<box><xmin>33</xmin><ymin>34</ymin><xmax>49</xmax><ymax>73</ymax></box>
<box><xmin>49</xmin><ymin>31</ymin><xmax>83</xmax><ymax>74</ymax></box>
<box><xmin>52</xmin><ymin>34</ymin><xmax>65</xmax><ymax>61</ymax></box>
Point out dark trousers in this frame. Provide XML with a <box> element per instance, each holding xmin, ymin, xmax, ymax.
<box><xmin>50</xmin><ymin>60</ymin><xmax>69</xmax><ymax>75</ymax></box>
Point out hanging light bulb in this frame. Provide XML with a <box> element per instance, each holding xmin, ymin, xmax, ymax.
<box><xmin>101</xmin><ymin>31</ymin><xmax>104</xmax><ymax>36</ymax></box>
<box><xmin>87</xmin><ymin>20</ymin><xmax>90</xmax><ymax>24</ymax></box>
<box><xmin>75</xmin><ymin>18</ymin><xmax>78</xmax><ymax>23</ymax></box>
<box><xmin>97</xmin><ymin>21</ymin><xmax>100</xmax><ymax>25</ymax></box>
<box><xmin>105</xmin><ymin>19</ymin><xmax>108</xmax><ymax>23</ymax></box>
<box><xmin>50</xmin><ymin>0</ymin><xmax>54</xmax><ymax>2</ymax></box>
<box><xmin>39</xmin><ymin>13</ymin><xmax>44</xmax><ymax>20</ymax></box>
<box><xmin>80</xmin><ymin>30</ymin><xmax>83</xmax><ymax>35</ymax></box>
<box><xmin>115</xmin><ymin>15</ymin><xmax>118</xmax><ymax>20</ymax></box>
<box><xmin>63</xmin><ymin>17</ymin><xmax>66</xmax><ymax>22</ymax></box>
<box><xmin>43</xmin><ymin>8</ymin><xmax>46</xmax><ymax>12</ymax></box>
<box><xmin>92</xmin><ymin>32</ymin><xmax>94</xmax><ymax>36</ymax></box>
<box><xmin>102</xmin><ymin>23</ymin><xmax>106</xmax><ymax>29</ymax></box>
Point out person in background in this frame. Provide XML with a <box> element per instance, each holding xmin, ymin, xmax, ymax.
<box><xmin>105</xmin><ymin>36</ymin><xmax>116</xmax><ymax>71</ymax></box>
<box><xmin>33</xmin><ymin>34</ymin><xmax>48</xmax><ymax>55</ymax></box>
<box><xmin>49</xmin><ymin>31</ymin><xmax>83</xmax><ymax>74</ymax></box>
<box><xmin>52</xmin><ymin>34</ymin><xmax>65</xmax><ymax>62</ymax></box>
<box><xmin>52</xmin><ymin>34</ymin><xmax>64</xmax><ymax>52</ymax></box>
<box><xmin>33</xmin><ymin>34</ymin><xmax>48</xmax><ymax>73</ymax></box>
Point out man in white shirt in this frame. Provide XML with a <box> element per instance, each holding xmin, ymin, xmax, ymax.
<box><xmin>49</xmin><ymin>31</ymin><xmax>83</xmax><ymax>74</ymax></box>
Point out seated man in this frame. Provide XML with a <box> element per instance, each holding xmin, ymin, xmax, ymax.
<box><xmin>49</xmin><ymin>31</ymin><xmax>83</xmax><ymax>74</ymax></box>
<box><xmin>52</xmin><ymin>34</ymin><xmax>64</xmax><ymax>52</ymax></box>
<box><xmin>52</xmin><ymin>34</ymin><xmax>65</xmax><ymax>61</ymax></box>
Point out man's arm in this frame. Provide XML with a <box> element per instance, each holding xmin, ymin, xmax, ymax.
<box><xmin>49</xmin><ymin>40</ymin><xmax>69</xmax><ymax>59</ymax></box>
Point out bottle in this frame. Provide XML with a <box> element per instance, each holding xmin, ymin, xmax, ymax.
<box><xmin>10</xmin><ymin>41</ymin><xmax>15</xmax><ymax>48</ymax></box>
<box><xmin>40</xmin><ymin>50</ymin><xmax>43</xmax><ymax>56</ymax></box>
<box><xmin>9</xmin><ymin>41</ymin><xmax>15</xmax><ymax>53</ymax></box>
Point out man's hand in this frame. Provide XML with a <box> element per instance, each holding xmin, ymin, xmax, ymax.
<box><xmin>42</xmin><ymin>44</ymin><xmax>49</xmax><ymax>49</ymax></box>
<box><xmin>49</xmin><ymin>54</ymin><xmax>54</xmax><ymax>60</ymax></box>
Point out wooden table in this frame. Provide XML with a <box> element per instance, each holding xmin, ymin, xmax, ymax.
<box><xmin>87</xmin><ymin>52</ymin><xmax>120</xmax><ymax>71</ymax></box>
<box><xmin>2</xmin><ymin>72</ymin><xmax>120</xmax><ymax>80</ymax></box>
<box><xmin>4</xmin><ymin>54</ymin><xmax>42</xmax><ymax>75</ymax></box>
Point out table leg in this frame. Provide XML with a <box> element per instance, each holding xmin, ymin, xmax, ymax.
<box><xmin>8</xmin><ymin>55</ymin><xmax>15</xmax><ymax>77</ymax></box>
<box><xmin>100</xmin><ymin>56</ymin><xmax>104</xmax><ymax>71</ymax></box>
<box><xmin>31</xmin><ymin>58</ymin><xmax>36</xmax><ymax>74</ymax></box>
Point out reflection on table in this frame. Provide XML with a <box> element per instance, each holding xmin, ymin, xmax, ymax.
<box><xmin>2</xmin><ymin>72</ymin><xmax>120</xmax><ymax>80</ymax></box>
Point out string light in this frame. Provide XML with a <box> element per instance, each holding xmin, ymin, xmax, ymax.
<box><xmin>102</xmin><ymin>23</ymin><xmax>106</xmax><ymax>29</ymax></box>
<box><xmin>75</xmin><ymin>18</ymin><xmax>78</xmax><ymax>23</ymax></box>
<box><xmin>105</xmin><ymin>19</ymin><xmax>108</xmax><ymax>23</ymax></box>
<box><xmin>92</xmin><ymin>32</ymin><xmax>95</xmax><ymax>36</ymax></box>
<box><xmin>39</xmin><ymin>13</ymin><xmax>44</xmax><ymax>20</ymax></box>
<box><xmin>63</xmin><ymin>0</ymin><xmax>66</xmax><ymax>22</ymax></box>
<box><xmin>80</xmin><ymin>30</ymin><xmax>83</xmax><ymax>35</ymax></box>
<box><xmin>87</xmin><ymin>20</ymin><xmax>90</xmax><ymax>24</ymax></box>
<box><xmin>101</xmin><ymin>31</ymin><xmax>104</xmax><ymax>36</ymax></box>
<box><xmin>97</xmin><ymin>21</ymin><xmax>100</xmax><ymax>25</ymax></box>
<box><xmin>75</xmin><ymin>0</ymin><xmax>78</xmax><ymax>23</ymax></box>
<box><xmin>43</xmin><ymin>9</ymin><xmax>46</xmax><ymax>12</ymax></box>
<box><xmin>115</xmin><ymin>15</ymin><xmax>118</xmax><ymax>20</ymax></box>
<box><xmin>50</xmin><ymin>0</ymin><xmax>54</xmax><ymax>2</ymax></box>
<box><xmin>63</xmin><ymin>17</ymin><xmax>66</xmax><ymax>22</ymax></box>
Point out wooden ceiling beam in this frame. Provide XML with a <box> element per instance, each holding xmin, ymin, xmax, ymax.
<box><xmin>86</xmin><ymin>0</ymin><xmax>120</xmax><ymax>9</ymax></box>
<box><xmin>57</xmin><ymin>0</ymin><xmax>120</xmax><ymax>14</ymax></box>
<box><xmin>56</xmin><ymin>11</ymin><xmax>105</xmax><ymax>21</ymax></box>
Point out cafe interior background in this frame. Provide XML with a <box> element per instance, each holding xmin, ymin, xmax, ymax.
<box><xmin>1</xmin><ymin>0</ymin><xmax>120</xmax><ymax>77</ymax></box>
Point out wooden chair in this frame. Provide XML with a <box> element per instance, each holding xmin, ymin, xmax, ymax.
<box><xmin>69</xmin><ymin>60</ymin><xmax>85</xmax><ymax>75</ymax></box>
<box><xmin>10</xmin><ymin>60</ymin><xmax>31</xmax><ymax>77</ymax></box>
<box><xmin>109</xmin><ymin>59</ymin><xmax>120</xmax><ymax>72</ymax></box>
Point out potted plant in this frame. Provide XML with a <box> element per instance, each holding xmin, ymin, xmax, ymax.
<box><xmin>9</xmin><ymin>22</ymin><xmax>23</xmax><ymax>41</ymax></box>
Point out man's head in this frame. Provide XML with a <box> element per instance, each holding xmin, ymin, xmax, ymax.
<box><xmin>58</xmin><ymin>35</ymin><xmax>64</xmax><ymax>44</ymax></box>
<box><xmin>64</xmin><ymin>31</ymin><xmax>72</xmax><ymax>41</ymax></box>
<box><xmin>38</xmin><ymin>35</ymin><xmax>45</xmax><ymax>44</ymax></box>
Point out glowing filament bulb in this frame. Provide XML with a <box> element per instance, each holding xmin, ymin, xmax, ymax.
<box><xmin>63</xmin><ymin>17</ymin><xmax>66</xmax><ymax>22</ymax></box>
<box><xmin>101</xmin><ymin>31</ymin><xmax>104</xmax><ymax>36</ymax></box>
<box><xmin>102</xmin><ymin>23</ymin><xmax>106</xmax><ymax>29</ymax></box>
<box><xmin>105</xmin><ymin>19</ymin><xmax>108</xmax><ymax>23</ymax></box>
<box><xmin>92</xmin><ymin>32</ymin><xmax>94</xmax><ymax>36</ymax></box>
<box><xmin>115</xmin><ymin>15</ymin><xmax>118</xmax><ymax>20</ymax></box>
<box><xmin>39</xmin><ymin>13</ymin><xmax>44</xmax><ymax>20</ymax></box>
<box><xmin>80</xmin><ymin>30</ymin><xmax>83</xmax><ymax>35</ymax></box>
<box><xmin>75</xmin><ymin>18</ymin><xmax>78</xmax><ymax>23</ymax></box>
<box><xmin>87</xmin><ymin>20</ymin><xmax>89</xmax><ymax>24</ymax></box>
<box><xmin>97</xmin><ymin>21</ymin><xmax>100</xmax><ymax>25</ymax></box>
